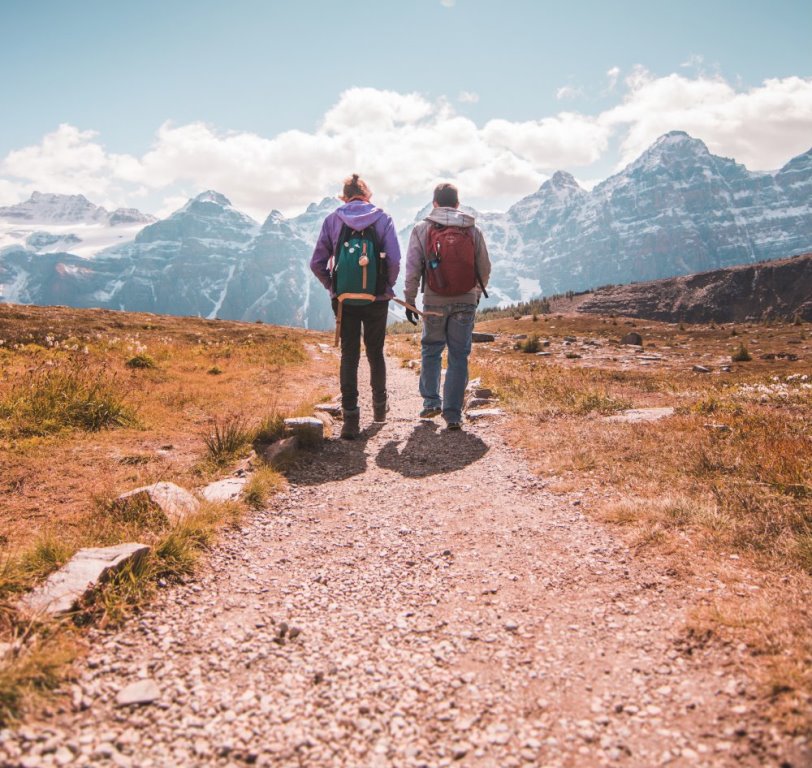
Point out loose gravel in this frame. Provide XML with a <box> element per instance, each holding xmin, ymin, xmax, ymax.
<box><xmin>1</xmin><ymin>357</ymin><xmax>806</xmax><ymax>768</ymax></box>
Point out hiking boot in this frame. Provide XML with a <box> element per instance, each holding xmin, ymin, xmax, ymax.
<box><xmin>340</xmin><ymin>408</ymin><xmax>360</xmax><ymax>439</ymax></box>
<box><xmin>446</xmin><ymin>421</ymin><xmax>462</xmax><ymax>431</ymax></box>
<box><xmin>419</xmin><ymin>406</ymin><xmax>441</xmax><ymax>419</ymax></box>
<box><xmin>373</xmin><ymin>398</ymin><xmax>389</xmax><ymax>423</ymax></box>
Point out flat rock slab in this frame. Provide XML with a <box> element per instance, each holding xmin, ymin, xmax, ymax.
<box><xmin>200</xmin><ymin>477</ymin><xmax>248</xmax><ymax>503</ymax></box>
<box><xmin>465</xmin><ymin>408</ymin><xmax>504</xmax><ymax>421</ymax></box>
<box><xmin>314</xmin><ymin>403</ymin><xmax>342</xmax><ymax>417</ymax></box>
<box><xmin>20</xmin><ymin>543</ymin><xmax>150</xmax><ymax>617</ymax></box>
<box><xmin>472</xmin><ymin>332</ymin><xmax>496</xmax><ymax>343</ymax></box>
<box><xmin>116</xmin><ymin>679</ymin><xmax>160</xmax><ymax>707</ymax></box>
<box><xmin>606</xmin><ymin>407</ymin><xmax>675</xmax><ymax>423</ymax></box>
<box><xmin>466</xmin><ymin>397</ymin><xmax>495</xmax><ymax>409</ymax></box>
<box><xmin>116</xmin><ymin>481</ymin><xmax>199</xmax><ymax>525</ymax></box>
<box><xmin>284</xmin><ymin>417</ymin><xmax>324</xmax><ymax>445</ymax></box>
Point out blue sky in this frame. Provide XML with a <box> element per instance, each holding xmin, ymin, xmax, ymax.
<box><xmin>1</xmin><ymin>0</ymin><xmax>810</xmax><ymax>221</ymax></box>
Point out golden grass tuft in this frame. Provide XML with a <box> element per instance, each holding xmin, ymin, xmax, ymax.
<box><xmin>0</xmin><ymin>358</ymin><xmax>136</xmax><ymax>437</ymax></box>
<box><xmin>243</xmin><ymin>467</ymin><xmax>286</xmax><ymax>510</ymax></box>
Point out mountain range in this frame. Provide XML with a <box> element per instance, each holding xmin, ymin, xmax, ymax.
<box><xmin>1</xmin><ymin>132</ymin><xmax>810</xmax><ymax>329</ymax></box>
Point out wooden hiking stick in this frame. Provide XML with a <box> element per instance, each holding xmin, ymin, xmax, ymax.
<box><xmin>334</xmin><ymin>296</ymin><xmax>443</xmax><ymax>347</ymax></box>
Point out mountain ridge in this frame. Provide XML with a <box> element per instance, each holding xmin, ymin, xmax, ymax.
<box><xmin>1</xmin><ymin>133</ymin><xmax>811</xmax><ymax>329</ymax></box>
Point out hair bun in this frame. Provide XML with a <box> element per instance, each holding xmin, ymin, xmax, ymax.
<box><xmin>351</xmin><ymin>173</ymin><xmax>359</xmax><ymax>182</ymax></box>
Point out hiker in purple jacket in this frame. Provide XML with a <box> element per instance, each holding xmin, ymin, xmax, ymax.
<box><xmin>310</xmin><ymin>174</ymin><xmax>401</xmax><ymax>439</ymax></box>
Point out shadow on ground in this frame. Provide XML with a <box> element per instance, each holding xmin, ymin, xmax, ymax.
<box><xmin>375</xmin><ymin>421</ymin><xmax>489</xmax><ymax>478</ymax></box>
<box><xmin>283</xmin><ymin>423</ymin><xmax>383</xmax><ymax>485</ymax></box>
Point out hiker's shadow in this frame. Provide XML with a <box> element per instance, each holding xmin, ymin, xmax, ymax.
<box><xmin>375</xmin><ymin>422</ymin><xmax>489</xmax><ymax>478</ymax></box>
<box><xmin>283</xmin><ymin>423</ymin><xmax>383</xmax><ymax>486</ymax></box>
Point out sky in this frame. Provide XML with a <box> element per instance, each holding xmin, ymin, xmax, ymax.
<box><xmin>1</xmin><ymin>0</ymin><xmax>810</xmax><ymax>224</ymax></box>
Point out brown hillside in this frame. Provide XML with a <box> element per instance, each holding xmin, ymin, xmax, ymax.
<box><xmin>575</xmin><ymin>252</ymin><xmax>812</xmax><ymax>323</ymax></box>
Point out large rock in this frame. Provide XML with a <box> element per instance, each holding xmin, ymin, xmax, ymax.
<box><xmin>20</xmin><ymin>543</ymin><xmax>150</xmax><ymax>616</ymax></box>
<box><xmin>620</xmin><ymin>332</ymin><xmax>643</xmax><ymax>346</ymax></box>
<box><xmin>114</xmin><ymin>481</ymin><xmax>200</xmax><ymax>525</ymax></box>
<box><xmin>261</xmin><ymin>436</ymin><xmax>299</xmax><ymax>468</ymax></box>
<box><xmin>471</xmin><ymin>332</ymin><xmax>496</xmax><ymax>343</ymax></box>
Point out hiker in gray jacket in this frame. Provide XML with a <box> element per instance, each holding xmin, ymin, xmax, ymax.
<box><xmin>403</xmin><ymin>183</ymin><xmax>491</xmax><ymax>430</ymax></box>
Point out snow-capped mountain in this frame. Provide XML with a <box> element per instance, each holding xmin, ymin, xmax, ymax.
<box><xmin>0</xmin><ymin>191</ymin><xmax>155</xmax><ymax>226</ymax></box>
<box><xmin>1</xmin><ymin>132</ymin><xmax>811</xmax><ymax>328</ymax></box>
<box><xmin>0</xmin><ymin>192</ymin><xmax>157</xmax><ymax>262</ymax></box>
<box><xmin>477</xmin><ymin>132</ymin><xmax>812</xmax><ymax>302</ymax></box>
<box><xmin>0</xmin><ymin>191</ymin><xmax>332</xmax><ymax>328</ymax></box>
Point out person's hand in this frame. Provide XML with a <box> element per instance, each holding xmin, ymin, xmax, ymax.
<box><xmin>405</xmin><ymin>309</ymin><xmax>418</xmax><ymax>326</ymax></box>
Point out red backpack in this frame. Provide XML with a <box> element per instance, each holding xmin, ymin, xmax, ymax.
<box><xmin>424</xmin><ymin>224</ymin><xmax>487</xmax><ymax>297</ymax></box>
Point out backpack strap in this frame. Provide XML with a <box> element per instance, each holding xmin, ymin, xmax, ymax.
<box><xmin>473</xmin><ymin>228</ymin><xmax>489</xmax><ymax>299</ymax></box>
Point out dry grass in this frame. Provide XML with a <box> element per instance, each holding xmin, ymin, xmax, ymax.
<box><xmin>0</xmin><ymin>303</ymin><xmax>338</xmax><ymax>724</ymax></box>
<box><xmin>470</xmin><ymin>311</ymin><xmax>811</xmax><ymax>733</ymax></box>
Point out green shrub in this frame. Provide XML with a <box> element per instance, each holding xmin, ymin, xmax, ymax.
<box><xmin>519</xmin><ymin>335</ymin><xmax>540</xmax><ymax>353</ymax></box>
<box><xmin>203</xmin><ymin>414</ymin><xmax>251</xmax><ymax>465</ymax></box>
<box><xmin>731</xmin><ymin>343</ymin><xmax>752</xmax><ymax>362</ymax></box>
<box><xmin>125</xmin><ymin>354</ymin><xmax>156</xmax><ymax>369</ymax></box>
<box><xmin>253</xmin><ymin>411</ymin><xmax>287</xmax><ymax>446</ymax></box>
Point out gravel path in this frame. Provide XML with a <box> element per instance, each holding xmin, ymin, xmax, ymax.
<box><xmin>1</xmin><ymin>357</ymin><xmax>805</xmax><ymax>767</ymax></box>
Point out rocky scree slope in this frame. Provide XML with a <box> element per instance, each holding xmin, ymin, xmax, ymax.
<box><xmin>575</xmin><ymin>251</ymin><xmax>812</xmax><ymax>323</ymax></box>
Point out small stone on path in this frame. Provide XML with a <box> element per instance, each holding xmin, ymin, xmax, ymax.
<box><xmin>116</xmin><ymin>679</ymin><xmax>160</xmax><ymax>707</ymax></box>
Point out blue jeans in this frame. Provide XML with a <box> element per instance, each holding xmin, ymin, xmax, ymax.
<box><xmin>419</xmin><ymin>302</ymin><xmax>476</xmax><ymax>423</ymax></box>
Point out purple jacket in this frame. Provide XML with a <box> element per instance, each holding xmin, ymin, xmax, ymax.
<box><xmin>310</xmin><ymin>201</ymin><xmax>401</xmax><ymax>300</ymax></box>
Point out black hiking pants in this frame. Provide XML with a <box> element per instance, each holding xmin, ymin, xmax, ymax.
<box><xmin>333</xmin><ymin>299</ymin><xmax>389</xmax><ymax>412</ymax></box>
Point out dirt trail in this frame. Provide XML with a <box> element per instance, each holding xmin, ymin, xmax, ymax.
<box><xmin>2</xmin><ymin>355</ymin><xmax>804</xmax><ymax>767</ymax></box>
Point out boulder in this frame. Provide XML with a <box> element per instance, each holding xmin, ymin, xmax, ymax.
<box><xmin>20</xmin><ymin>543</ymin><xmax>151</xmax><ymax>617</ymax></box>
<box><xmin>620</xmin><ymin>332</ymin><xmax>643</xmax><ymax>346</ymax></box>
<box><xmin>471</xmin><ymin>332</ymin><xmax>496</xmax><ymax>343</ymax></box>
<box><xmin>692</xmin><ymin>365</ymin><xmax>712</xmax><ymax>373</ymax></box>
<box><xmin>115</xmin><ymin>482</ymin><xmax>199</xmax><ymax>525</ymax></box>
<box><xmin>261</xmin><ymin>436</ymin><xmax>299</xmax><ymax>468</ymax></box>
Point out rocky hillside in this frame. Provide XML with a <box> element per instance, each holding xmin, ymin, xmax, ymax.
<box><xmin>575</xmin><ymin>251</ymin><xmax>812</xmax><ymax>322</ymax></box>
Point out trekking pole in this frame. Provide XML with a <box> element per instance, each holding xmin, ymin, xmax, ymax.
<box><xmin>391</xmin><ymin>298</ymin><xmax>443</xmax><ymax>318</ymax></box>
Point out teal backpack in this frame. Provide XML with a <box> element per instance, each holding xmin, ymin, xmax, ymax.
<box><xmin>331</xmin><ymin>224</ymin><xmax>387</xmax><ymax>306</ymax></box>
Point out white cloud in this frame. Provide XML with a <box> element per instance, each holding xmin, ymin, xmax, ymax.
<box><xmin>2</xmin><ymin>74</ymin><xmax>811</xmax><ymax>222</ymax></box>
<box><xmin>680</xmin><ymin>54</ymin><xmax>704</xmax><ymax>70</ymax></box>
<box><xmin>458</xmin><ymin>90</ymin><xmax>480</xmax><ymax>104</ymax></box>
<box><xmin>606</xmin><ymin>66</ymin><xmax>620</xmax><ymax>91</ymax></box>
<box><xmin>555</xmin><ymin>85</ymin><xmax>583</xmax><ymax>101</ymax></box>
<box><xmin>601</xmin><ymin>70</ymin><xmax>812</xmax><ymax>170</ymax></box>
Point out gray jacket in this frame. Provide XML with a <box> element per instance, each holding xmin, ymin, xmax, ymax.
<box><xmin>404</xmin><ymin>207</ymin><xmax>491</xmax><ymax>308</ymax></box>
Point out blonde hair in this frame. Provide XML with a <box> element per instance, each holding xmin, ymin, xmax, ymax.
<box><xmin>341</xmin><ymin>173</ymin><xmax>372</xmax><ymax>202</ymax></box>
